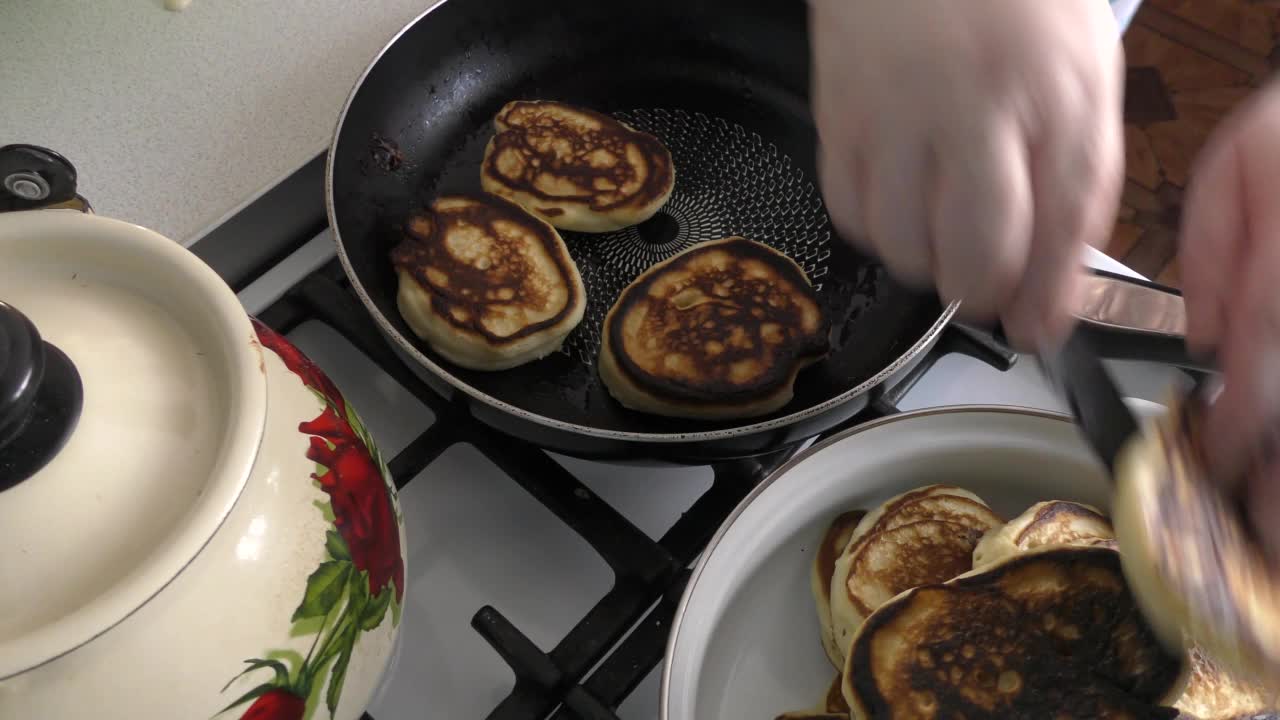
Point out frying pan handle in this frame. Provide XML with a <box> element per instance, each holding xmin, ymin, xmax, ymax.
<box><xmin>990</xmin><ymin>268</ymin><xmax>1213</xmax><ymax>373</ymax></box>
<box><xmin>1071</xmin><ymin>268</ymin><xmax>1213</xmax><ymax>373</ymax></box>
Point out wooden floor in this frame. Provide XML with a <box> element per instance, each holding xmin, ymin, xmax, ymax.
<box><xmin>1107</xmin><ymin>0</ymin><xmax>1280</xmax><ymax>287</ymax></box>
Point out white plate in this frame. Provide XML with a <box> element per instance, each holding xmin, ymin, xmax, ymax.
<box><xmin>662</xmin><ymin>400</ymin><xmax>1165</xmax><ymax>719</ymax></box>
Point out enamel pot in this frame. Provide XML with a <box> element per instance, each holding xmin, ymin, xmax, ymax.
<box><xmin>0</xmin><ymin>145</ymin><xmax>406</xmax><ymax>720</ymax></box>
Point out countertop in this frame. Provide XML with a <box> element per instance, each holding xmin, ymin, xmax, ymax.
<box><xmin>0</xmin><ymin>0</ymin><xmax>437</xmax><ymax>246</ymax></box>
<box><xmin>0</xmin><ymin>0</ymin><xmax>1141</xmax><ymax>248</ymax></box>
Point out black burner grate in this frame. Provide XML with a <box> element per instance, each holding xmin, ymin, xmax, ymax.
<box><xmin>254</xmin><ymin>259</ymin><xmax>1013</xmax><ymax>720</ymax></box>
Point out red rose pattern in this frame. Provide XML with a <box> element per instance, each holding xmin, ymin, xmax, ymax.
<box><xmin>252</xmin><ymin>320</ymin><xmax>404</xmax><ymax>602</ymax></box>
<box><xmin>253</xmin><ymin>320</ymin><xmax>346</xmax><ymax>416</ymax></box>
<box><xmin>303</xmin><ymin>407</ymin><xmax>405</xmax><ymax>602</ymax></box>
<box><xmin>239</xmin><ymin>689</ymin><xmax>306</xmax><ymax>720</ymax></box>
<box><xmin>221</xmin><ymin>321</ymin><xmax>403</xmax><ymax>719</ymax></box>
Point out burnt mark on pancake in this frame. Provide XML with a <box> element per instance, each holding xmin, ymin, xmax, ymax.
<box><xmin>483</xmin><ymin>100</ymin><xmax>673</xmax><ymax>213</ymax></box>
<box><xmin>849</xmin><ymin>548</ymin><xmax>1184</xmax><ymax>719</ymax></box>
<box><xmin>389</xmin><ymin>193</ymin><xmax>579</xmax><ymax>345</ymax></box>
<box><xmin>609</xmin><ymin>238</ymin><xmax>831</xmax><ymax>404</ymax></box>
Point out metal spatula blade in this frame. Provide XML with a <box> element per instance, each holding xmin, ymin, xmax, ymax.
<box><xmin>1036</xmin><ymin>329</ymin><xmax>1141</xmax><ymax>474</ymax></box>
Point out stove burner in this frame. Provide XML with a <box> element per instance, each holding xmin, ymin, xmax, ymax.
<box><xmin>256</xmin><ymin>260</ymin><xmax>1013</xmax><ymax>720</ymax></box>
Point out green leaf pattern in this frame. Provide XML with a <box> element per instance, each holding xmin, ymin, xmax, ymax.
<box><xmin>216</xmin><ymin>349</ymin><xmax>403</xmax><ymax>719</ymax></box>
<box><xmin>291</xmin><ymin>562</ymin><xmax>352</xmax><ymax>623</ymax></box>
<box><xmin>325</xmin><ymin>530</ymin><xmax>351</xmax><ymax>562</ymax></box>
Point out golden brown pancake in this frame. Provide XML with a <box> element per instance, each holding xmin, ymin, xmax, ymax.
<box><xmin>826</xmin><ymin>488</ymin><xmax>1001</xmax><ymax>669</ymax></box>
<box><xmin>1174</xmin><ymin>645</ymin><xmax>1277</xmax><ymax>720</ymax></box>
<box><xmin>845</xmin><ymin>547</ymin><xmax>1188</xmax><ymax>720</ymax></box>
<box><xmin>969</xmin><ymin>499</ymin><xmax>1274</xmax><ymax>719</ymax></box>
<box><xmin>598</xmin><ymin>237</ymin><xmax>831</xmax><ymax>419</ymax></box>
<box><xmin>480</xmin><ymin>100</ymin><xmax>675</xmax><ymax>232</ymax></box>
<box><xmin>389</xmin><ymin>193</ymin><xmax>585</xmax><ymax>370</ymax></box>
<box><xmin>1114</xmin><ymin>392</ymin><xmax>1280</xmax><ymax>694</ymax></box>
<box><xmin>973</xmin><ymin>500</ymin><xmax>1116</xmax><ymax>569</ymax></box>
<box><xmin>812</xmin><ymin>510</ymin><xmax>868</xmax><ymax>669</ymax></box>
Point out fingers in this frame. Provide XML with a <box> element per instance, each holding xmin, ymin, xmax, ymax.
<box><xmin>1179</xmin><ymin>125</ymin><xmax>1246</xmax><ymax>354</ymax></box>
<box><xmin>1247</xmin><ymin>461</ymin><xmax>1280</xmax><ymax>562</ymax></box>
<box><xmin>1204</xmin><ymin>214</ymin><xmax>1280</xmax><ymax>479</ymax></box>
<box><xmin>999</xmin><ymin>54</ymin><xmax>1124</xmax><ymax>348</ymax></box>
<box><xmin>1197</xmin><ymin>84</ymin><xmax>1280</xmax><ymax>478</ymax></box>
<box><xmin>930</xmin><ymin>115</ymin><xmax>1033</xmax><ymax>323</ymax></box>
<box><xmin>818</xmin><ymin>144</ymin><xmax>870</xmax><ymax>254</ymax></box>
<box><xmin>863</xmin><ymin>133</ymin><xmax>933</xmax><ymax>288</ymax></box>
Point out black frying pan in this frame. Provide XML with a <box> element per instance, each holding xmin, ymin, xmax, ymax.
<box><xmin>326</xmin><ymin>0</ymin><xmax>1194</xmax><ymax>462</ymax></box>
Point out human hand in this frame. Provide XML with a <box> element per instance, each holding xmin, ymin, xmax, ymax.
<box><xmin>809</xmin><ymin>0</ymin><xmax>1126</xmax><ymax>347</ymax></box>
<box><xmin>1179</xmin><ymin>77</ymin><xmax>1280</xmax><ymax>559</ymax></box>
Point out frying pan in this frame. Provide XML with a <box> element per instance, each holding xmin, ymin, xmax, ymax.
<box><xmin>326</xmin><ymin>0</ymin><xmax>1191</xmax><ymax>462</ymax></box>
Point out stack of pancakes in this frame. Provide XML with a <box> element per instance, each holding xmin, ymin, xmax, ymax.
<box><xmin>779</xmin><ymin>488</ymin><xmax>1278</xmax><ymax>720</ymax></box>
<box><xmin>392</xmin><ymin>99</ymin><xmax>832</xmax><ymax>420</ymax></box>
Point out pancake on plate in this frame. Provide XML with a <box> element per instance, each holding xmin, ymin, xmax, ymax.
<box><xmin>844</xmin><ymin>547</ymin><xmax>1189</xmax><ymax>720</ymax></box>
<box><xmin>1174</xmin><ymin>644</ymin><xmax>1278</xmax><ymax>720</ymax></box>
<box><xmin>825</xmin><ymin>486</ymin><xmax>1001</xmax><ymax>670</ymax></box>
<box><xmin>598</xmin><ymin>237</ymin><xmax>831</xmax><ymax>420</ymax></box>
<box><xmin>480</xmin><ymin>100</ymin><xmax>675</xmax><ymax>233</ymax></box>
<box><xmin>975</xmin><ymin>501</ymin><xmax>1276</xmax><ymax>719</ymax></box>
<box><xmin>1114</xmin><ymin>394</ymin><xmax>1280</xmax><ymax>695</ymax></box>
<box><xmin>972</xmin><ymin>500</ymin><xmax>1116</xmax><ymax>569</ymax></box>
<box><xmin>811</xmin><ymin>510</ymin><xmax>867</xmax><ymax>669</ymax></box>
<box><xmin>389</xmin><ymin>193</ymin><xmax>585</xmax><ymax>371</ymax></box>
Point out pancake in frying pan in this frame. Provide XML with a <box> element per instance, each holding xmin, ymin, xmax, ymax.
<box><xmin>480</xmin><ymin>100</ymin><xmax>675</xmax><ymax>233</ymax></box>
<box><xmin>389</xmin><ymin>193</ymin><xmax>585</xmax><ymax>371</ymax></box>
<box><xmin>598</xmin><ymin>237</ymin><xmax>831</xmax><ymax>420</ymax></box>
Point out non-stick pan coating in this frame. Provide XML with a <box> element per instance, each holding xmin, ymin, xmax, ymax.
<box><xmin>330</xmin><ymin>0</ymin><xmax>946</xmax><ymax>439</ymax></box>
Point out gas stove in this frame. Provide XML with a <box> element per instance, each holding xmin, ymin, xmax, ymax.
<box><xmin>187</xmin><ymin>157</ymin><xmax>1175</xmax><ymax>720</ymax></box>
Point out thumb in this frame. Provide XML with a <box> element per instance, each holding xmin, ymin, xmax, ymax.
<box><xmin>1247</xmin><ymin>460</ymin><xmax>1280</xmax><ymax>563</ymax></box>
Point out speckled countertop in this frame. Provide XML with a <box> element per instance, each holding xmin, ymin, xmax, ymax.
<box><xmin>0</xmin><ymin>0</ymin><xmax>1141</xmax><ymax>248</ymax></box>
<box><xmin>0</xmin><ymin>0</ymin><xmax>437</xmax><ymax>246</ymax></box>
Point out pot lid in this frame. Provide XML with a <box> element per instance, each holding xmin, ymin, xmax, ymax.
<box><xmin>0</xmin><ymin>209</ymin><xmax>266</xmax><ymax>678</ymax></box>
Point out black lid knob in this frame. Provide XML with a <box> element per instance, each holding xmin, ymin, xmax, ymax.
<box><xmin>0</xmin><ymin>145</ymin><xmax>80</xmax><ymax>213</ymax></box>
<box><xmin>0</xmin><ymin>302</ymin><xmax>83</xmax><ymax>491</ymax></box>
